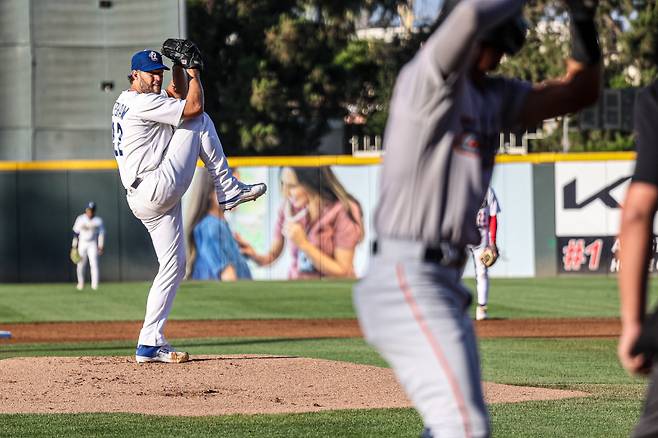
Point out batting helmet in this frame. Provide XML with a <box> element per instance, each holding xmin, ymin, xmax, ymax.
<box><xmin>437</xmin><ymin>0</ymin><xmax>527</xmax><ymax>55</ymax></box>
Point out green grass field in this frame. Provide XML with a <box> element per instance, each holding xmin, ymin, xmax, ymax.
<box><xmin>0</xmin><ymin>277</ymin><xmax>655</xmax><ymax>437</ymax></box>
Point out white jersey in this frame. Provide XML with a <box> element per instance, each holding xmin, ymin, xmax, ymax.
<box><xmin>111</xmin><ymin>89</ymin><xmax>186</xmax><ymax>189</ymax></box>
<box><xmin>73</xmin><ymin>215</ymin><xmax>105</xmax><ymax>245</ymax></box>
<box><xmin>476</xmin><ymin>187</ymin><xmax>500</xmax><ymax>231</ymax></box>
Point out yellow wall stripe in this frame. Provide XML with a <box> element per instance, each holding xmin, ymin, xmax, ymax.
<box><xmin>496</xmin><ymin>151</ymin><xmax>636</xmax><ymax>164</ymax></box>
<box><xmin>0</xmin><ymin>151</ymin><xmax>637</xmax><ymax>171</ymax></box>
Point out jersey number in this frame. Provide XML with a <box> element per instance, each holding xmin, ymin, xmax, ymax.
<box><xmin>112</xmin><ymin>122</ymin><xmax>123</xmax><ymax>157</ymax></box>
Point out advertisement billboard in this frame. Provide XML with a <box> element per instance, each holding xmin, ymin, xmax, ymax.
<box><xmin>553</xmin><ymin>160</ymin><xmax>646</xmax><ymax>274</ymax></box>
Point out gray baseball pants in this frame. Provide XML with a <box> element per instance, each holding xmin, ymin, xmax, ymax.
<box><xmin>353</xmin><ymin>239</ymin><xmax>490</xmax><ymax>438</ymax></box>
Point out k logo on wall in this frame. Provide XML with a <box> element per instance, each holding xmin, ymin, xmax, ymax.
<box><xmin>554</xmin><ymin>161</ymin><xmax>658</xmax><ymax>274</ymax></box>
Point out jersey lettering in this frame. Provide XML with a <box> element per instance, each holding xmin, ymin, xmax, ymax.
<box><xmin>112</xmin><ymin>101</ymin><xmax>130</xmax><ymax>119</ymax></box>
<box><xmin>112</xmin><ymin>122</ymin><xmax>123</xmax><ymax>157</ymax></box>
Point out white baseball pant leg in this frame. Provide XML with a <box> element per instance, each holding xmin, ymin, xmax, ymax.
<box><xmin>470</xmin><ymin>244</ymin><xmax>489</xmax><ymax>307</ymax></box>
<box><xmin>127</xmin><ymin>112</ymin><xmax>241</xmax><ymax>346</ymax></box>
<box><xmin>76</xmin><ymin>245</ymin><xmax>88</xmax><ymax>288</ymax></box>
<box><xmin>85</xmin><ymin>242</ymin><xmax>100</xmax><ymax>289</ymax></box>
<box><xmin>193</xmin><ymin>113</ymin><xmax>242</xmax><ymax>202</ymax></box>
<box><xmin>128</xmin><ymin>201</ymin><xmax>186</xmax><ymax>347</ymax></box>
<box><xmin>354</xmin><ymin>240</ymin><xmax>490</xmax><ymax>438</ymax></box>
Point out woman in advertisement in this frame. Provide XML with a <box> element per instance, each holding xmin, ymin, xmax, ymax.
<box><xmin>235</xmin><ymin>166</ymin><xmax>364</xmax><ymax>279</ymax></box>
<box><xmin>185</xmin><ymin>171</ymin><xmax>252</xmax><ymax>281</ymax></box>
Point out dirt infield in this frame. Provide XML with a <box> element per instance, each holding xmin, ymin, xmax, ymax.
<box><xmin>0</xmin><ymin>355</ymin><xmax>588</xmax><ymax>416</ymax></box>
<box><xmin>0</xmin><ymin>318</ymin><xmax>609</xmax><ymax>415</ymax></box>
<box><xmin>0</xmin><ymin>317</ymin><xmax>621</xmax><ymax>344</ymax></box>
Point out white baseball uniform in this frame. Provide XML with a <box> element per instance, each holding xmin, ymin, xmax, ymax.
<box><xmin>72</xmin><ymin>214</ymin><xmax>105</xmax><ymax>290</ymax></box>
<box><xmin>112</xmin><ymin>88</ymin><xmax>242</xmax><ymax>347</ymax></box>
<box><xmin>470</xmin><ymin>187</ymin><xmax>500</xmax><ymax>307</ymax></box>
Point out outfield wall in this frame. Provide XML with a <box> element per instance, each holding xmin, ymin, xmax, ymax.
<box><xmin>0</xmin><ymin>152</ymin><xmax>638</xmax><ymax>282</ymax></box>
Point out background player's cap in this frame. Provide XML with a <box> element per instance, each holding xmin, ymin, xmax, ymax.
<box><xmin>86</xmin><ymin>201</ymin><xmax>96</xmax><ymax>211</ymax></box>
<box><xmin>130</xmin><ymin>50</ymin><xmax>170</xmax><ymax>72</ymax></box>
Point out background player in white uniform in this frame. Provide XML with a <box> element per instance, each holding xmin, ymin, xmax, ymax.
<box><xmin>72</xmin><ymin>201</ymin><xmax>105</xmax><ymax>291</ymax></box>
<box><xmin>470</xmin><ymin>187</ymin><xmax>500</xmax><ymax>320</ymax></box>
<box><xmin>353</xmin><ymin>1</ymin><xmax>601</xmax><ymax>436</ymax></box>
<box><xmin>112</xmin><ymin>46</ymin><xmax>266</xmax><ymax>364</ymax></box>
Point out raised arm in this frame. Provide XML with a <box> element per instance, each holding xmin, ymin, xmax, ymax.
<box><xmin>425</xmin><ymin>0</ymin><xmax>525</xmax><ymax>78</ymax></box>
<box><xmin>182</xmin><ymin>68</ymin><xmax>204</xmax><ymax>119</ymax></box>
<box><xmin>165</xmin><ymin>65</ymin><xmax>188</xmax><ymax>99</ymax></box>
<box><xmin>517</xmin><ymin>1</ymin><xmax>601</xmax><ymax>127</ymax></box>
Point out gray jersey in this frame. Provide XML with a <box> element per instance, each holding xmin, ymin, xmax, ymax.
<box><xmin>375</xmin><ymin>11</ymin><xmax>530</xmax><ymax>248</ymax></box>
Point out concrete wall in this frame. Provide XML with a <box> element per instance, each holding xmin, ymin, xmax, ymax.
<box><xmin>0</xmin><ymin>0</ymin><xmax>185</xmax><ymax>161</ymax></box>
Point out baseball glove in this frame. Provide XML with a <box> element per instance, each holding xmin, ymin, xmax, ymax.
<box><xmin>161</xmin><ymin>38</ymin><xmax>204</xmax><ymax>70</ymax></box>
<box><xmin>70</xmin><ymin>248</ymin><xmax>81</xmax><ymax>264</ymax></box>
<box><xmin>480</xmin><ymin>245</ymin><xmax>499</xmax><ymax>268</ymax></box>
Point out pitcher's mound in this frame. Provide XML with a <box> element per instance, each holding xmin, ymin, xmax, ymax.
<box><xmin>0</xmin><ymin>355</ymin><xmax>587</xmax><ymax>416</ymax></box>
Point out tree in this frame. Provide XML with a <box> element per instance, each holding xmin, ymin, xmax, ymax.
<box><xmin>187</xmin><ymin>0</ymin><xmax>401</xmax><ymax>155</ymax></box>
<box><xmin>494</xmin><ymin>0</ymin><xmax>657</xmax><ymax>152</ymax></box>
<box><xmin>187</xmin><ymin>0</ymin><xmax>658</xmax><ymax>155</ymax></box>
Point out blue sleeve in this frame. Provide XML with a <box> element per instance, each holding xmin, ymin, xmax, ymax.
<box><xmin>196</xmin><ymin>219</ymin><xmax>228</xmax><ymax>278</ymax></box>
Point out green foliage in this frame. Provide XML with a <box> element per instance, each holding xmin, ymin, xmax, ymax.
<box><xmin>184</xmin><ymin>0</ymin><xmax>658</xmax><ymax>154</ymax></box>
<box><xmin>186</xmin><ymin>0</ymin><xmax>402</xmax><ymax>155</ymax></box>
<box><xmin>497</xmin><ymin>1</ymin><xmax>658</xmax><ymax>151</ymax></box>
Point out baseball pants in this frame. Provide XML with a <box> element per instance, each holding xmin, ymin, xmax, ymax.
<box><xmin>469</xmin><ymin>241</ymin><xmax>490</xmax><ymax>307</ymax></box>
<box><xmin>76</xmin><ymin>241</ymin><xmax>100</xmax><ymax>289</ymax></box>
<box><xmin>353</xmin><ymin>239</ymin><xmax>490</xmax><ymax>438</ymax></box>
<box><xmin>633</xmin><ymin>364</ymin><xmax>658</xmax><ymax>437</ymax></box>
<box><xmin>127</xmin><ymin>112</ymin><xmax>241</xmax><ymax>347</ymax></box>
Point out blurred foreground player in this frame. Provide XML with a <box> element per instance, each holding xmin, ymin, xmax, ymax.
<box><xmin>71</xmin><ymin>201</ymin><xmax>105</xmax><ymax>291</ymax></box>
<box><xmin>353</xmin><ymin>0</ymin><xmax>601</xmax><ymax>436</ymax></box>
<box><xmin>112</xmin><ymin>42</ymin><xmax>266</xmax><ymax>363</ymax></box>
<box><xmin>617</xmin><ymin>77</ymin><xmax>658</xmax><ymax>437</ymax></box>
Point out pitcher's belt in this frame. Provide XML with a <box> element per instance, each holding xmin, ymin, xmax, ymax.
<box><xmin>372</xmin><ymin>238</ymin><xmax>466</xmax><ymax>268</ymax></box>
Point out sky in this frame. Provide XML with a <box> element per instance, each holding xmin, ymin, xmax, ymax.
<box><xmin>415</xmin><ymin>0</ymin><xmax>442</xmax><ymax>23</ymax></box>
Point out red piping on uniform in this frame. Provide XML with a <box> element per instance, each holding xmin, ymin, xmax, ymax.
<box><xmin>489</xmin><ymin>215</ymin><xmax>497</xmax><ymax>244</ymax></box>
<box><xmin>396</xmin><ymin>263</ymin><xmax>472</xmax><ymax>438</ymax></box>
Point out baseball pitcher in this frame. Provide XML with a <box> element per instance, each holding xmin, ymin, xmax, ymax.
<box><xmin>71</xmin><ymin>201</ymin><xmax>105</xmax><ymax>291</ymax></box>
<box><xmin>353</xmin><ymin>1</ymin><xmax>601</xmax><ymax>436</ymax></box>
<box><xmin>470</xmin><ymin>187</ymin><xmax>500</xmax><ymax>320</ymax></box>
<box><xmin>112</xmin><ymin>42</ymin><xmax>266</xmax><ymax>364</ymax></box>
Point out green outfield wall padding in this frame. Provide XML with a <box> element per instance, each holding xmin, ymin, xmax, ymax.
<box><xmin>117</xmin><ymin>182</ymin><xmax>159</xmax><ymax>281</ymax></box>
<box><xmin>0</xmin><ymin>172</ymin><xmax>19</xmax><ymax>281</ymax></box>
<box><xmin>533</xmin><ymin>163</ymin><xmax>557</xmax><ymax>277</ymax></box>
<box><xmin>0</xmin><ymin>171</ymin><xmax>157</xmax><ymax>283</ymax></box>
<box><xmin>17</xmin><ymin>172</ymin><xmax>71</xmax><ymax>282</ymax></box>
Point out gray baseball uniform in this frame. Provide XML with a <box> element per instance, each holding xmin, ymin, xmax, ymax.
<box><xmin>354</xmin><ymin>1</ymin><xmax>529</xmax><ymax>436</ymax></box>
<box><xmin>471</xmin><ymin>187</ymin><xmax>501</xmax><ymax>308</ymax></box>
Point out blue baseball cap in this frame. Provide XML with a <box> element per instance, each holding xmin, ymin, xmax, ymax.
<box><xmin>130</xmin><ymin>50</ymin><xmax>170</xmax><ymax>72</ymax></box>
<box><xmin>86</xmin><ymin>201</ymin><xmax>96</xmax><ymax>211</ymax></box>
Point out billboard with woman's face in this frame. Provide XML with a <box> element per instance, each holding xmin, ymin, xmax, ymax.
<box><xmin>226</xmin><ymin>165</ymin><xmax>380</xmax><ymax>280</ymax></box>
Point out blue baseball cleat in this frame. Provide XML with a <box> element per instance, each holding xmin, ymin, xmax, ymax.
<box><xmin>135</xmin><ymin>344</ymin><xmax>189</xmax><ymax>364</ymax></box>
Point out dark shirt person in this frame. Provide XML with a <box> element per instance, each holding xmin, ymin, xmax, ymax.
<box><xmin>618</xmin><ymin>79</ymin><xmax>658</xmax><ymax>438</ymax></box>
